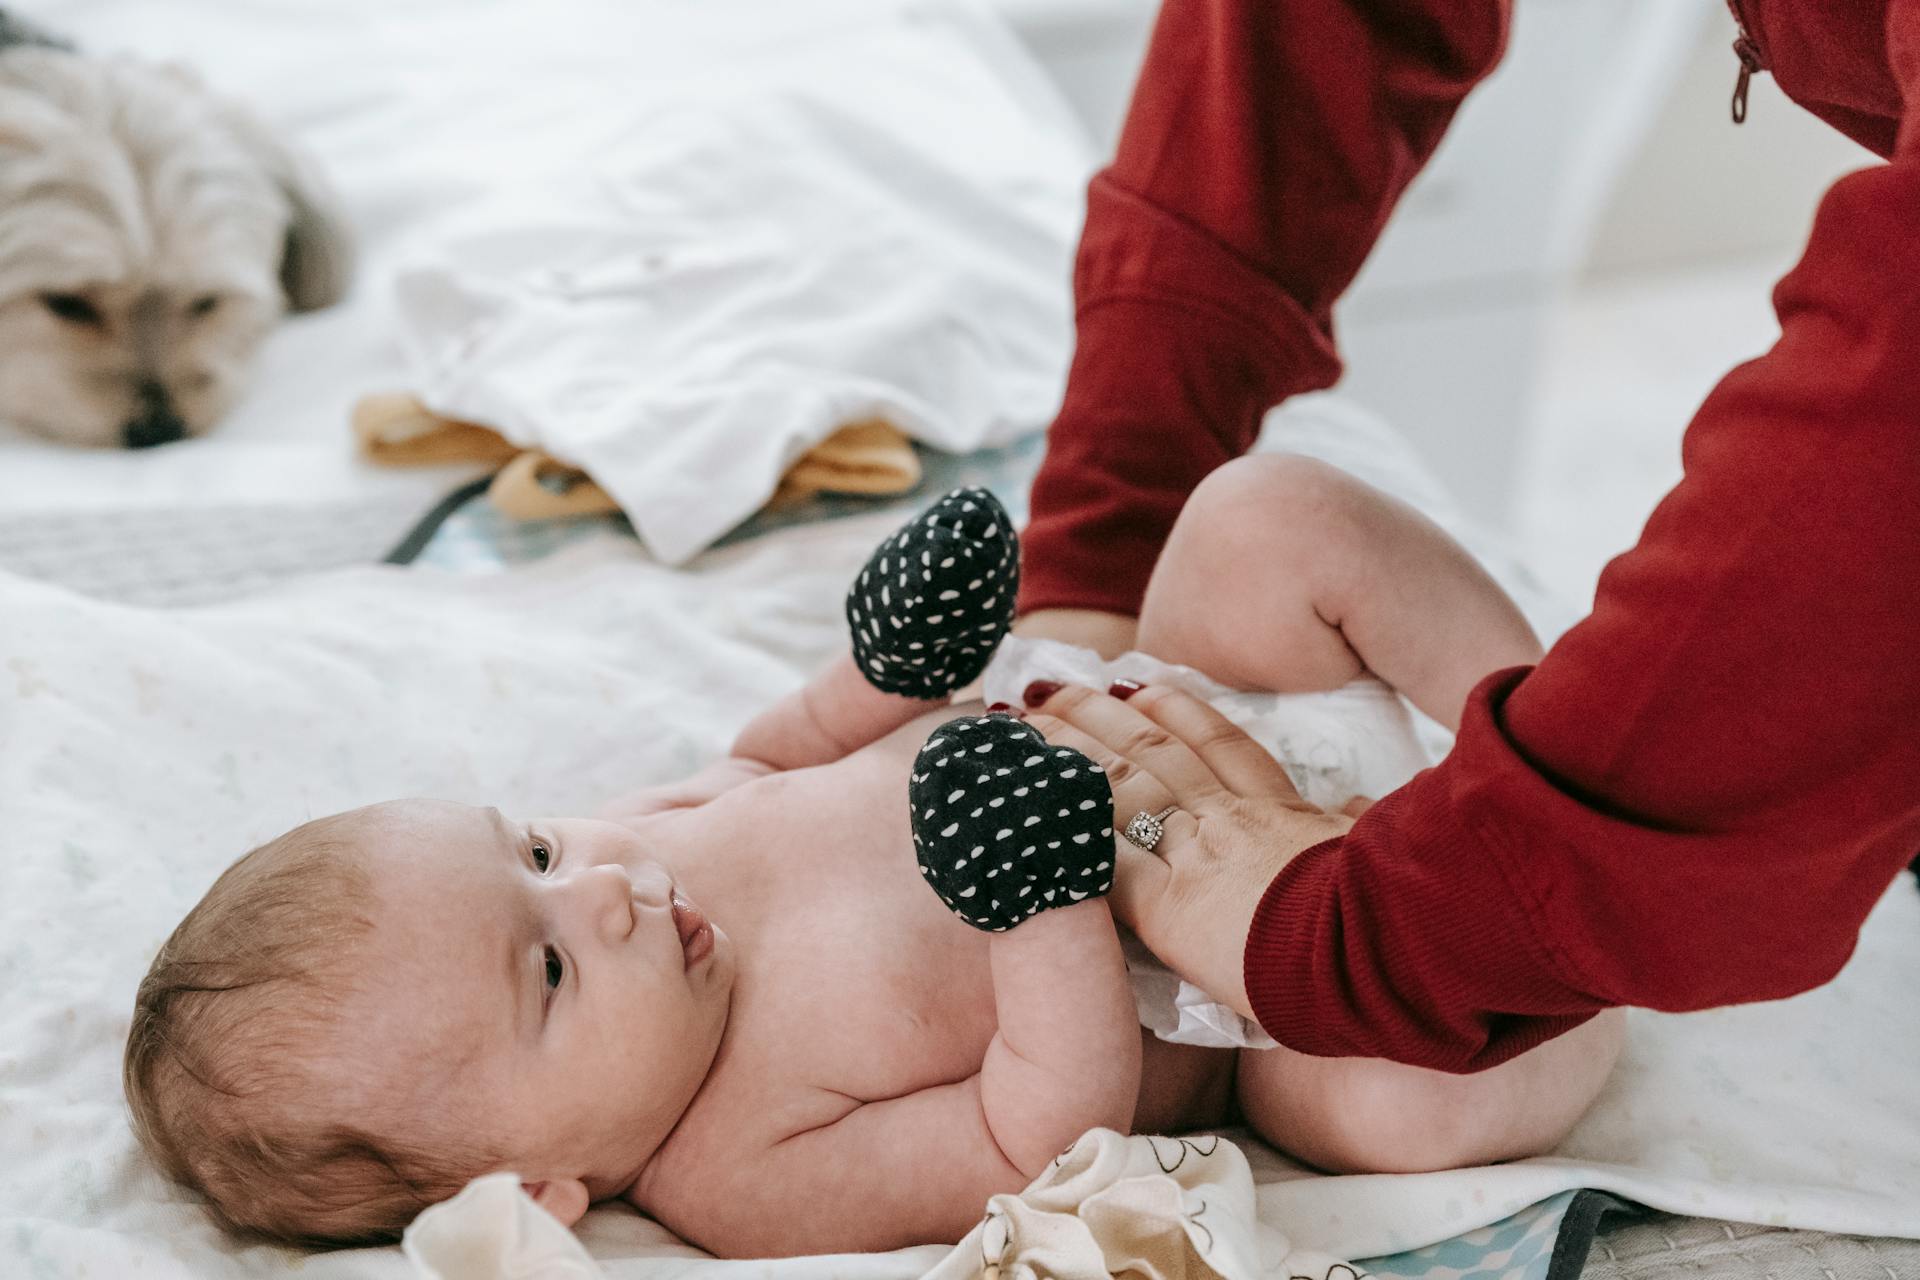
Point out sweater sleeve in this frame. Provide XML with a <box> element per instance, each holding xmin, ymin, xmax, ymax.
<box><xmin>1244</xmin><ymin>143</ymin><xmax>1920</xmax><ymax>1071</ymax></box>
<box><xmin>1018</xmin><ymin>0</ymin><xmax>1511</xmax><ymax>617</ymax></box>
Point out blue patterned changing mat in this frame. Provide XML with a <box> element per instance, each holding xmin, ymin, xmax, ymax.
<box><xmin>1358</xmin><ymin>1190</ymin><xmax>1626</xmax><ymax>1279</ymax></box>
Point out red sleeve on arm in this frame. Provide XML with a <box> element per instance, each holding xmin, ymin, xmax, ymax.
<box><xmin>1246</xmin><ymin>144</ymin><xmax>1920</xmax><ymax>1072</ymax></box>
<box><xmin>1019</xmin><ymin>0</ymin><xmax>1511</xmax><ymax>616</ymax></box>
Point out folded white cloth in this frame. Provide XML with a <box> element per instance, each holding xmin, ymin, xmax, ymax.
<box><xmin>406</xmin><ymin>1175</ymin><xmax>604</xmax><ymax>1280</ymax></box>
<box><xmin>392</xmin><ymin>3</ymin><xmax>1090</xmax><ymax>564</ymax></box>
<box><xmin>981</xmin><ymin>635</ymin><xmax>1436</xmax><ymax>1050</ymax></box>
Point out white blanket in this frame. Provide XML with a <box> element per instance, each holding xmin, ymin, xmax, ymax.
<box><xmin>3</xmin><ymin>406</ymin><xmax>1917</xmax><ymax>1278</ymax></box>
<box><xmin>390</xmin><ymin>7</ymin><xmax>1088</xmax><ymax>564</ymax></box>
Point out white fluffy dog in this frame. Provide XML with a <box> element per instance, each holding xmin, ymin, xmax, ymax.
<box><xmin>0</xmin><ymin>15</ymin><xmax>352</xmax><ymax>447</ymax></box>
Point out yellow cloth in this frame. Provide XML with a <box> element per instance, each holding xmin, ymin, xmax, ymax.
<box><xmin>352</xmin><ymin>393</ymin><xmax>921</xmax><ymax>521</ymax></box>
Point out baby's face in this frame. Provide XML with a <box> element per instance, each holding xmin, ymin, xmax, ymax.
<box><xmin>343</xmin><ymin>800</ymin><xmax>732</xmax><ymax>1200</ymax></box>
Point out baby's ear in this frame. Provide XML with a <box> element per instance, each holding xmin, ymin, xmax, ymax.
<box><xmin>522</xmin><ymin>1177</ymin><xmax>591</xmax><ymax>1227</ymax></box>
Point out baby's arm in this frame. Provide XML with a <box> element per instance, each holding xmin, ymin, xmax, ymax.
<box><xmin>595</xmin><ymin>757</ymin><xmax>778</xmax><ymax>824</ymax></box>
<box><xmin>733</xmin><ymin>487</ymin><xmax>1022</xmax><ymax>770</ymax></box>
<box><xmin>605</xmin><ymin>657</ymin><xmax>938</xmax><ymax>822</ymax></box>
<box><xmin>679</xmin><ymin>901</ymin><xmax>1140</xmax><ymax>1257</ymax></box>
<box><xmin>1138</xmin><ymin>454</ymin><xmax>1543</xmax><ymax>733</ymax></box>
<box><xmin>976</xmin><ymin>899</ymin><xmax>1140</xmax><ymax>1173</ymax></box>
<box><xmin>729</xmin><ymin>652</ymin><xmax>942</xmax><ymax>771</ymax></box>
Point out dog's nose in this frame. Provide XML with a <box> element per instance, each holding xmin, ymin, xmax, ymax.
<box><xmin>122</xmin><ymin>381</ymin><xmax>186</xmax><ymax>449</ymax></box>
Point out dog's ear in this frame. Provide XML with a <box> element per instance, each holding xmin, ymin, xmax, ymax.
<box><xmin>213</xmin><ymin>95</ymin><xmax>356</xmax><ymax>312</ymax></box>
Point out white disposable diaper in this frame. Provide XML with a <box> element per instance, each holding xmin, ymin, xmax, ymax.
<box><xmin>980</xmin><ymin>636</ymin><xmax>1437</xmax><ymax>1050</ymax></box>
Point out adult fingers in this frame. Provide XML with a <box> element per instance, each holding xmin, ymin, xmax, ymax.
<box><xmin>1023</xmin><ymin>683</ymin><xmax>1232</xmax><ymax>807</ymax></box>
<box><xmin>1113</xmin><ymin>683</ymin><xmax>1310</xmax><ymax>804</ymax></box>
<box><xmin>1017</xmin><ymin>707</ymin><xmax>1206</xmax><ymax>935</ymax></box>
<box><xmin>1020</xmin><ymin>711</ymin><xmax>1181</xmax><ymax>836</ymax></box>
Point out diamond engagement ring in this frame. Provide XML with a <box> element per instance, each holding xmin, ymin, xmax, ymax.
<box><xmin>1123</xmin><ymin>806</ymin><xmax>1178</xmax><ymax>852</ymax></box>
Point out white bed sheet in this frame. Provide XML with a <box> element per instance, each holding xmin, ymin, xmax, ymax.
<box><xmin>3</xmin><ymin>402</ymin><xmax>1917</xmax><ymax>1278</ymax></box>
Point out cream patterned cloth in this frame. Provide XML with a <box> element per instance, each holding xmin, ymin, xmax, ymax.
<box><xmin>923</xmin><ymin>1129</ymin><xmax>1352</xmax><ymax>1280</ymax></box>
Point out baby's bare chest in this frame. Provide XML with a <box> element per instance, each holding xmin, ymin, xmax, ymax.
<box><xmin>747</xmin><ymin>794</ymin><xmax>1004</xmax><ymax>1092</ymax></box>
<box><xmin>652</xmin><ymin>739</ymin><xmax>1233</xmax><ymax>1179</ymax></box>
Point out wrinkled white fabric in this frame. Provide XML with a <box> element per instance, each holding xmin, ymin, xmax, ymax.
<box><xmin>405</xmin><ymin>1175</ymin><xmax>604</xmax><ymax>1280</ymax></box>
<box><xmin>982</xmin><ymin>636</ymin><xmax>1437</xmax><ymax>1049</ymax></box>
<box><xmin>389</xmin><ymin>7</ymin><xmax>1089</xmax><ymax>564</ymax></box>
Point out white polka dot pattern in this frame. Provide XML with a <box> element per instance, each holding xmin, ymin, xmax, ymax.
<box><xmin>845</xmin><ymin>487</ymin><xmax>1018</xmax><ymax>698</ymax></box>
<box><xmin>910</xmin><ymin>713</ymin><xmax>1115</xmax><ymax>931</ymax></box>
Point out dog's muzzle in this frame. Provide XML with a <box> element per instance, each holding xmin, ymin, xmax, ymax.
<box><xmin>122</xmin><ymin>380</ymin><xmax>187</xmax><ymax>449</ymax></box>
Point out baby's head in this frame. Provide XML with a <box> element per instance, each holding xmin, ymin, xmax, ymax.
<box><xmin>125</xmin><ymin>799</ymin><xmax>734</xmax><ymax>1245</ymax></box>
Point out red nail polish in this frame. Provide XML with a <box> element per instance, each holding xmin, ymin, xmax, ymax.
<box><xmin>986</xmin><ymin>702</ymin><xmax>1013</xmax><ymax>713</ymax></box>
<box><xmin>1107</xmin><ymin>679</ymin><xmax>1144</xmax><ymax>701</ymax></box>
<box><xmin>1022</xmin><ymin>680</ymin><xmax>1063</xmax><ymax>707</ymax></box>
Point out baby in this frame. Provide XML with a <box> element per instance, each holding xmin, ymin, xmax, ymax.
<box><xmin>124</xmin><ymin>454</ymin><xmax>1624</xmax><ymax>1257</ymax></box>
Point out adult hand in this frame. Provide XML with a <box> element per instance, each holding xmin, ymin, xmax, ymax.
<box><xmin>1021</xmin><ymin>682</ymin><xmax>1355</xmax><ymax>1022</ymax></box>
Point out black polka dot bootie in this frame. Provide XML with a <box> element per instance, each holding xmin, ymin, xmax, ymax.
<box><xmin>911</xmin><ymin>714</ymin><xmax>1115</xmax><ymax>931</ymax></box>
<box><xmin>845</xmin><ymin>488</ymin><xmax>1017</xmax><ymax>699</ymax></box>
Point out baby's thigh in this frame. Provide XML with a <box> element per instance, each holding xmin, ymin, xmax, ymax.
<box><xmin>1136</xmin><ymin>455</ymin><xmax>1373</xmax><ymax>692</ymax></box>
<box><xmin>1234</xmin><ymin>1011</ymin><xmax>1626</xmax><ymax>1174</ymax></box>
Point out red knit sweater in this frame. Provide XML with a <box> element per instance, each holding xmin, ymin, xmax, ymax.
<box><xmin>1019</xmin><ymin>0</ymin><xmax>1920</xmax><ymax>1071</ymax></box>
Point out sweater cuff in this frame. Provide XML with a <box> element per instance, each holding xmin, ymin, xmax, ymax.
<box><xmin>1242</xmin><ymin>669</ymin><xmax>1606</xmax><ymax>1073</ymax></box>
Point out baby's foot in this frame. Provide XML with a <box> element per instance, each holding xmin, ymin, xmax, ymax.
<box><xmin>911</xmin><ymin>713</ymin><xmax>1114</xmax><ymax>932</ymax></box>
<box><xmin>846</xmin><ymin>488</ymin><xmax>1017</xmax><ymax>699</ymax></box>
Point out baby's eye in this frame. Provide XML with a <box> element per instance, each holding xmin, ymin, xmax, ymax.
<box><xmin>530</xmin><ymin>838</ymin><xmax>552</xmax><ymax>873</ymax></box>
<box><xmin>543</xmin><ymin>946</ymin><xmax>564</xmax><ymax>992</ymax></box>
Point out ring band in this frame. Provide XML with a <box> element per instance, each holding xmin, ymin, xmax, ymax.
<box><xmin>1123</xmin><ymin>806</ymin><xmax>1178</xmax><ymax>852</ymax></box>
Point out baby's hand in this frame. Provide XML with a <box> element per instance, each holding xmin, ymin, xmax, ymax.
<box><xmin>730</xmin><ymin>488</ymin><xmax>1021</xmax><ymax>773</ymax></box>
<box><xmin>848</xmin><ymin>488</ymin><xmax>1018</xmax><ymax>698</ymax></box>
<box><xmin>910</xmin><ymin>713</ymin><xmax>1115</xmax><ymax>931</ymax></box>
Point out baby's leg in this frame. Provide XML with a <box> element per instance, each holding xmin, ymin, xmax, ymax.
<box><xmin>1234</xmin><ymin>1010</ymin><xmax>1626</xmax><ymax>1173</ymax></box>
<box><xmin>1137</xmin><ymin>455</ymin><xmax>1541</xmax><ymax>732</ymax></box>
<box><xmin>1138</xmin><ymin>457</ymin><xmax>1614</xmax><ymax>1163</ymax></box>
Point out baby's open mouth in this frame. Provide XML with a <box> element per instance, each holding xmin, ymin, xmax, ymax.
<box><xmin>671</xmin><ymin>891</ymin><xmax>712</xmax><ymax>967</ymax></box>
